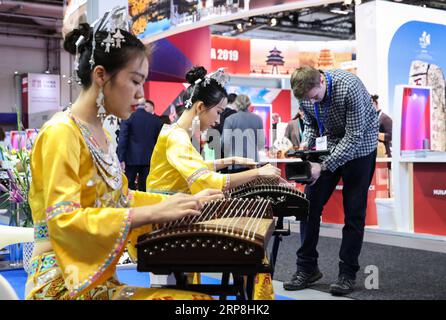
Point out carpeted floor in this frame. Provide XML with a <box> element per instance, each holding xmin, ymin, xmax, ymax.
<box><xmin>269</xmin><ymin>232</ymin><xmax>446</xmax><ymax>300</ymax></box>
<box><xmin>4</xmin><ymin>233</ymin><xmax>446</xmax><ymax>300</ymax></box>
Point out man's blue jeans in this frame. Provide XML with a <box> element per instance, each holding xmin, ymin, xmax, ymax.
<box><xmin>296</xmin><ymin>149</ymin><xmax>377</xmax><ymax>280</ymax></box>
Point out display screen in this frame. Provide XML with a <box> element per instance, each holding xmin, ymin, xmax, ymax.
<box><xmin>10</xmin><ymin>131</ymin><xmax>27</xmax><ymax>150</ymax></box>
<box><xmin>400</xmin><ymin>87</ymin><xmax>431</xmax><ymax>150</ymax></box>
<box><xmin>251</xmin><ymin>105</ymin><xmax>271</xmax><ymax>148</ymax></box>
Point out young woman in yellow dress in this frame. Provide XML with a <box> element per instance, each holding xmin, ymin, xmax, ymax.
<box><xmin>146</xmin><ymin>66</ymin><xmax>281</xmax><ymax>299</ymax></box>
<box><xmin>25</xmin><ymin>8</ymin><xmax>222</xmax><ymax>300</ymax></box>
<box><xmin>147</xmin><ymin>66</ymin><xmax>281</xmax><ymax>194</ymax></box>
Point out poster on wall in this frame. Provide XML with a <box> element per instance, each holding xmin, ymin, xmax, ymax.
<box><xmin>130</xmin><ymin>0</ymin><xmax>332</xmax><ymax>43</ymax></box>
<box><xmin>211</xmin><ymin>36</ymin><xmax>250</xmax><ymax>75</ymax></box>
<box><xmin>250</xmin><ymin>39</ymin><xmax>356</xmax><ymax>76</ymax></box>
<box><xmin>25</xmin><ymin>74</ymin><xmax>61</xmax><ymax>129</ymax></box>
<box><xmin>130</xmin><ymin>0</ymin><xmax>249</xmax><ymax>41</ymax></box>
<box><xmin>388</xmin><ymin>21</ymin><xmax>446</xmax><ymax>151</ymax></box>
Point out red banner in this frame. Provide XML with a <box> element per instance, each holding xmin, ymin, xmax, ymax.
<box><xmin>321</xmin><ymin>162</ymin><xmax>391</xmax><ymax>226</ymax></box>
<box><xmin>211</xmin><ymin>36</ymin><xmax>250</xmax><ymax>75</ymax></box>
<box><xmin>413</xmin><ymin>163</ymin><xmax>446</xmax><ymax>236</ymax></box>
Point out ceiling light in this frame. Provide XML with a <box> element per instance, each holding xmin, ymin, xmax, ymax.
<box><xmin>330</xmin><ymin>9</ymin><xmax>349</xmax><ymax>15</ymax></box>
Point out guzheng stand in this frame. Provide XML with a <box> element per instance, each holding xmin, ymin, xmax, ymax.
<box><xmin>259</xmin><ymin>153</ymin><xmax>330</xmax><ymax>278</ymax></box>
<box><xmin>257</xmin><ymin>158</ymin><xmax>307</xmax><ymax>278</ymax></box>
<box><xmin>147</xmin><ymin>264</ymin><xmax>272</xmax><ymax>300</ymax></box>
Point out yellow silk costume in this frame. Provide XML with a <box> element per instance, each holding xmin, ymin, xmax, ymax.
<box><xmin>25</xmin><ymin>111</ymin><xmax>211</xmax><ymax>300</ymax></box>
<box><xmin>147</xmin><ymin>123</ymin><xmax>230</xmax><ymax>194</ymax></box>
<box><xmin>147</xmin><ymin>123</ymin><xmax>274</xmax><ymax>300</ymax></box>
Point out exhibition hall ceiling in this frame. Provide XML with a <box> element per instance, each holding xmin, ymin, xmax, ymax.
<box><xmin>211</xmin><ymin>0</ymin><xmax>446</xmax><ymax>40</ymax></box>
<box><xmin>0</xmin><ymin>0</ymin><xmax>64</xmax><ymax>39</ymax></box>
<box><xmin>0</xmin><ymin>0</ymin><xmax>444</xmax><ymax>41</ymax></box>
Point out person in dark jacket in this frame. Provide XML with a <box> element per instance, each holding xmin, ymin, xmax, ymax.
<box><xmin>372</xmin><ymin>94</ymin><xmax>392</xmax><ymax>157</ymax></box>
<box><xmin>222</xmin><ymin>94</ymin><xmax>265</xmax><ymax>172</ymax></box>
<box><xmin>212</xmin><ymin>93</ymin><xmax>237</xmax><ymax>135</ymax></box>
<box><xmin>118</xmin><ymin>99</ymin><xmax>162</xmax><ymax>191</ymax></box>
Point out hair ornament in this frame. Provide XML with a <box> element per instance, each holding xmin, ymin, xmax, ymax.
<box><xmin>185</xmin><ymin>78</ymin><xmax>203</xmax><ymax>109</ymax></box>
<box><xmin>203</xmin><ymin>68</ymin><xmax>230</xmax><ymax>88</ymax></box>
<box><xmin>184</xmin><ymin>68</ymin><xmax>229</xmax><ymax>109</ymax></box>
<box><xmin>88</xmin><ymin>6</ymin><xmax>130</xmax><ymax>68</ymax></box>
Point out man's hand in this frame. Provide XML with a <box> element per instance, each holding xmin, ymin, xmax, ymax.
<box><xmin>308</xmin><ymin>162</ymin><xmax>322</xmax><ymax>186</ymax></box>
<box><xmin>120</xmin><ymin>162</ymin><xmax>125</xmax><ymax>172</ymax></box>
<box><xmin>299</xmin><ymin>141</ymin><xmax>309</xmax><ymax>151</ymax></box>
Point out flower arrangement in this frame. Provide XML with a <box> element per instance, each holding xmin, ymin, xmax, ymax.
<box><xmin>0</xmin><ymin>148</ymin><xmax>32</xmax><ymax>227</ymax></box>
<box><xmin>0</xmin><ymin>110</ymin><xmax>34</xmax><ymax>228</ymax></box>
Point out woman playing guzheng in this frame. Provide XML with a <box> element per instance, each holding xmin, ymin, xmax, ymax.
<box><xmin>146</xmin><ymin>66</ymin><xmax>281</xmax><ymax>300</ymax></box>
<box><xmin>25</xmin><ymin>7</ymin><xmax>223</xmax><ymax>300</ymax></box>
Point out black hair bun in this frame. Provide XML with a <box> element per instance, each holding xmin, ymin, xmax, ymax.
<box><xmin>185</xmin><ymin>66</ymin><xmax>207</xmax><ymax>85</ymax></box>
<box><xmin>63</xmin><ymin>23</ymin><xmax>92</xmax><ymax>55</ymax></box>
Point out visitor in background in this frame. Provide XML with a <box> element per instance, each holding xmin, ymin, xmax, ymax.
<box><xmin>118</xmin><ymin>98</ymin><xmax>163</xmax><ymax>191</ymax></box>
<box><xmin>222</xmin><ymin>94</ymin><xmax>265</xmax><ymax>172</ymax></box>
<box><xmin>372</xmin><ymin>94</ymin><xmax>392</xmax><ymax>158</ymax></box>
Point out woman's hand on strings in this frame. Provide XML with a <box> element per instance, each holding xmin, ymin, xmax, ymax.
<box><xmin>155</xmin><ymin>193</ymin><xmax>203</xmax><ymax>221</ymax></box>
<box><xmin>131</xmin><ymin>193</ymin><xmax>204</xmax><ymax>228</ymax></box>
<box><xmin>230</xmin><ymin>156</ymin><xmax>257</xmax><ymax>168</ymax></box>
<box><xmin>257</xmin><ymin>163</ymin><xmax>281</xmax><ymax>178</ymax></box>
<box><xmin>194</xmin><ymin>189</ymin><xmax>224</xmax><ymax>204</ymax></box>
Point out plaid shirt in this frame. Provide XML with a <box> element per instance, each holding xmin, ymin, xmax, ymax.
<box><xmin>299</xmin><ymin>69</ymin><xmax>378</xmax><ymax>172</ymax></box>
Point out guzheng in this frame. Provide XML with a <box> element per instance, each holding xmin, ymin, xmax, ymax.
<box><xmin>225</xmin><ymin>177</ymin><xmax>309</xmax><ymax>220</ymax></box>
<box><xmin>136</xmin><ymin>198</ymin><xmax>275</xmax><ymax>272</ymax></box>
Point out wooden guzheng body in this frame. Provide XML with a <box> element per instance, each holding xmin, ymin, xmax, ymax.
<box><xmin>137</xmin><ymin>198</ymin><xmax>275</xmax><ymax>272</ymax></box>
<box><xmin>226</xmin><ymin>177</ymin><xmax>309</xmax><ymax>220</ymax></box>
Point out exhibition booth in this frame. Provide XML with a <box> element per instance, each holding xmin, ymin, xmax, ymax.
<box><xmin>1</xmin><ymin>0</ymin><xmax>444</xmax><ymax>239</ymax></box>
<box><xmin>0</xmin><ymin>0</ymin><xmax>445</xmax><ymax>302</ymax></box>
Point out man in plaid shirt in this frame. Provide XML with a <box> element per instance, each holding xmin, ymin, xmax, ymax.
<box><xmin>284</xmin><ymin>66</ymin><xmax>378</xmax><ymax>296</ymax></box>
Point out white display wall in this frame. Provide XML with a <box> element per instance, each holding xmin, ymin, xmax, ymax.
<box><xmin>356</xmin><ymin>0</ymin><xmax>446</xmax><ymax>234</ymax></box>
<box><xmin>356</xmin><ymin>0</ymin><xmax>446</xmax><ymax>116</ymax></box>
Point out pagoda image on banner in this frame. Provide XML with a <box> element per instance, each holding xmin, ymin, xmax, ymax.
<box><xmin>266</xmin><ymin>47</ymin><xmax>285</xmax><ymax>74</ymax></box>
<box><xmin>318</xmin><ymin>48</ymin><xmax>334</xmax><ymax>69</ymax></box>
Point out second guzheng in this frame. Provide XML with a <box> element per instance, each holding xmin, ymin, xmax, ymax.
<box><xmin>226</xmin><ymin>176</ymin><xmax>309</xmax><ymax>220</ymax></box>
<box><xmin>137</xmin><ymin>197</ymin><xmax>275</xmax><ymax>272</ymax></box>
